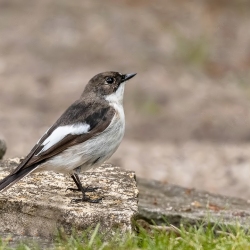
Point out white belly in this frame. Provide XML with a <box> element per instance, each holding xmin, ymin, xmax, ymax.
<box><xmin>39</xmin><ymin>112</ymin><xmax>125</xmax><ymax>174</ymax></box>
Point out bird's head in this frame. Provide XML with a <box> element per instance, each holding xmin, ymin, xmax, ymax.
<box><xmin>83</xmin><ymin>71</ymin><xmax>136</xmax><ymax>103</ymax></box>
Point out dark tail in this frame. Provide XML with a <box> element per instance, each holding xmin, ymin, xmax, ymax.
<box><xmin>0</xmin><ymin>165</ymin><xmax>38</xmax><ymax>192</ymax></box>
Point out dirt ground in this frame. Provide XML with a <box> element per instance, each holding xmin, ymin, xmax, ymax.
<box><xmin>1</xmin><ymin>0</ymin><xmax>250</xmax><ymax>199</ymax></box>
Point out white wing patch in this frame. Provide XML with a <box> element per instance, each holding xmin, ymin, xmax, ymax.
<box><xmin>35</xmin><ymin>123</ymin><xmax>90</xmax><ymax>156</ymax></box>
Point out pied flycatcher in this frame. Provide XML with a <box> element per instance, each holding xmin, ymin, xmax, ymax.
<box><xmin>0</xmin><ymin>71</ymin><xmax>136</xmax><ymax>202</ymax></box>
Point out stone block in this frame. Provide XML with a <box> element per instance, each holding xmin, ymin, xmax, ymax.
<box><xmin>0</xmin><ymin>158</ymin><xmax>138</xmax><ymax>238</ymax></box>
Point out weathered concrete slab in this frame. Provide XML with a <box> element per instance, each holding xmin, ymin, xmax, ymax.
<box><xmin>2</xmin><ymin>156</ymin><xmax>250</xmax><ymax>241</ymax></box>
<box><xmin>137</xmin><ymin>178</ymin><xmax>250</xmax><ymax>228</ymax></box>
<box><xmin>0</xmin><ymin>158</ymin><xmax>138</xmax><ymax>238</ymax></box>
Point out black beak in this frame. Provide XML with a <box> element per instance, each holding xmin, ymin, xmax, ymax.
<box><xmin>121</xmin><ymin>73</ymin><xmax>137</xmax><ymax>82</ymax></box>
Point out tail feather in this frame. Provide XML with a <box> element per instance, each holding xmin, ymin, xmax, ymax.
<box><xmin>0</xmin><ymin>165</ymin><xmax>38</xmax><ymax>192</ymax></box>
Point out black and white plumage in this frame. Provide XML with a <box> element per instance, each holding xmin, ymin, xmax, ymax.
<box><xmin>0</xmin><ymin>71</ymin><xmax>136</xmax><ymax>202</ymax></box>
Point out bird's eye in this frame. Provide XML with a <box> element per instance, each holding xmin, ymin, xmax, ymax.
<box><xmin>105</xmin><ymin>77</ymin><xmax>114</xmax><ymax>84</ymax></box>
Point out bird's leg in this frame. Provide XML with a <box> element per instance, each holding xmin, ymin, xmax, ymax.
<box><xmin>69</xmin><ymin>173</ymin><xmax>102</xmax><ymax>203</ymax></box>
<box><xmin>66</xmin><ymin>174</ymin><xmax>81</xmax><ymax>192</ymax></box>
<box><xmin>67</xmin><ymin>174</ymin><xmax>99</xmax><ymax>192</ymax></box>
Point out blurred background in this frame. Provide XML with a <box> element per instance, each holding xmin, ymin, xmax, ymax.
<box><xmin>1</xmin><ymin>0</ymin><xmax>250</xmax><ymax>199</ymax></box>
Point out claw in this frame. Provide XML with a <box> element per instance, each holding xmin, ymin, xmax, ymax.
<box><xmin>69</xmin><ymin>173</ymin><xmax>102</xmax><ymax>203</ymax></box>
<box><xmin>66</xmin><ymin>187</ymin><xmax>81</xmax><ymax>192</ymax></box>
<box><xmin>66</xmin><ymin>186</ymin><xmax>99</xmax><ymax>193</ymax></box>
<box><xmin>71</xmin><ymin>196</ymin><xmax>103</xmax><ymax>204</ymax></box>
<box><xmin>84</xmin><ymin>186</ymin><xmax>99</xmax><ymax>192</ymax></box>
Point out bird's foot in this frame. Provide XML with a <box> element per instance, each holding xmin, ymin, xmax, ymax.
<box><xmin>66</xmin><ymin>187</ymin><xmax>80</xmax><ymax>192</ymax></box>
<box><xmin>71</xmin><ymin>196</ymin><xmax>102</xmax><ymax>203</ymax></box>
<box><xmin>69</xmin><ymin>174</ymin><xmax>101</xmax><ymax>203</ymax></box>
<box><xmin>84</xmin><ymin>186</ymin><xmax>99</xmax><ymax>192</ymax></box>
<box><xmin>66</xmin><ymin>186</ymin><xmax>99</xmax><ymax>193</ymax></box>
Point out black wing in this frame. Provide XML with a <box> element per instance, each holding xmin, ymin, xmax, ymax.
<box><xmin>11</xmin><ymin>99</ymin><xmax>115</xmax><ymax>174</ymax></box>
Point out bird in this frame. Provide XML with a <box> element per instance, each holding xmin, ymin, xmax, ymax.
<box><xmin>0</xmin><ymin>71</ymin><xmax>136</xmax><ymax>203</ymax></box>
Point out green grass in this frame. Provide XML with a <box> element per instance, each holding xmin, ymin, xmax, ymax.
<box><xmin>1</xmin><ymin>223</ymin><xmax>250</xmax><ymax>250</ymax></box>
